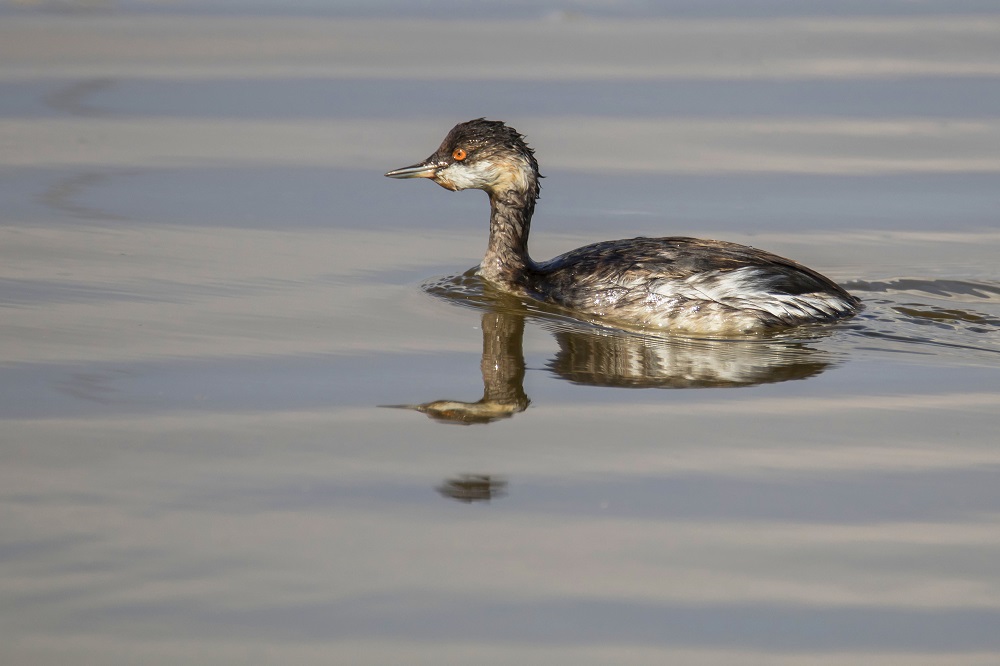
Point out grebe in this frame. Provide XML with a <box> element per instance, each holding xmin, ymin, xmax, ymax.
<box><xmin>386</xmin><ymin>118</ymin><xmax>860</xmax><ymax>335</ymax></box>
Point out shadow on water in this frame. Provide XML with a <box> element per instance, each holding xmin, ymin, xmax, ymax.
<box><xmin>38</xmin><ymin>171</ymin><xmax>129</xmax><ymax>221</ymax></box>
<box><xmin>436</xmin><ymin>474</ymin><xmax>508</xmax><ymax>503</ymax></box>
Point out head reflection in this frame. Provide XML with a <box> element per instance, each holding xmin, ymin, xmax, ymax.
<box><xmin>385</xmin><ymin>308</ymin><xmax>530</xmax><ymax>425</ymax></box>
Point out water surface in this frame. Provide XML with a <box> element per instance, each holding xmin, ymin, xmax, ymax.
<box><xmin>2</xmin><ymin>3</ymin><xmax>1000</xmax><ymax>664</ymax></box>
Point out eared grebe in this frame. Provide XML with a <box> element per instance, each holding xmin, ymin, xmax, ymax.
<box><xmin>386</xmin><ymin>118</ymin><xmax>860</xmax><ymax>335</ymax></box>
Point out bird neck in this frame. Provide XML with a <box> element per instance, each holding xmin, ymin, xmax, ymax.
<box><xmin>480</xmin><ymin>183</ymin><xmax>538</xmax><ymax>286</ymax></box>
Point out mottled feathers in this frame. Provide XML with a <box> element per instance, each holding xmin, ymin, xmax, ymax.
<box><xmin>387</xmin><ymin>119</ymin><xmax>860</xmax><ymax>335</ymax></box>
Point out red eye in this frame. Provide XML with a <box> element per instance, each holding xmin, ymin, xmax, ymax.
<box><xmin>452</xmin><ymin>148</ymin><xmax>467</xmax><ymax>161</ymax></box>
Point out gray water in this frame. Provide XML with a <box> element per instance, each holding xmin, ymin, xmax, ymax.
<box><xmin>2</xmin><ymin>3</ymin><xmax>1000</xmax><ymax>664</ymax></box>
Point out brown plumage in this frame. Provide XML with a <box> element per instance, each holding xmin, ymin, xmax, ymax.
<box><xmin>386</xmin><ymin>118</ymin><xmax>860</xmax><ymax>335</ymax></box>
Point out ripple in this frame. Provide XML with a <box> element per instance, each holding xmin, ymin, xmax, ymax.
<box><xmin>845</xmin><ymin>278</ymin><xmax>1000</xmax><ymax>303</ymax></box>
<box><xmin>843</xmin><ymin>279</ymin><xmax>1000</xmax><ymax>362</ymax></box>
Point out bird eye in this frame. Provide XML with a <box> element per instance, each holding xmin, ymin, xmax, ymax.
<box><xmin>452</xmin><ymin>148</ymin><xmax>467</xmax><ymax>161</ymax></box>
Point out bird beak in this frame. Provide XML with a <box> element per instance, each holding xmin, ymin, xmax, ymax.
<box><xmin>384</xmin><ymin>158</ymin><xmax>443</xmax><ymax>179</ymax></box>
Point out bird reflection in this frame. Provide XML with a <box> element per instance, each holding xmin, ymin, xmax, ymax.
<box><xmin>386</xmin><ymin>274</ymin><xmax>838</xmax><ymax>424</ymax></box>
<box><xmin>549</xmin><ymin>326</ymin><xmax>829</xmax><ymax>388</ymax></box>
<box><xmin>386</xmin><ymin>308</ymin><xmax>530</xmax><ymax>424</ymax></box>
<box><xmin>436</xmin><ymin>474</ymin><xmax>508</xmax><ymax>503</ymax></box>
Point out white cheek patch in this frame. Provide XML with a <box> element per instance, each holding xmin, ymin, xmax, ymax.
<box><xmin>436</xmin><ymin>154</ymin><xmax>535</xmax><ymax>193</ymax></box>
<box><xmin>437</xmin><ymin>161</ymin><xmax>501</xmax><ymax>191</ymax></box>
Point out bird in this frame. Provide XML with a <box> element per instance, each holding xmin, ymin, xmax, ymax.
<box><xmin>386</xmin><ymin>118</ymin><xmax>860</xmax><ymax>335</ymax></box>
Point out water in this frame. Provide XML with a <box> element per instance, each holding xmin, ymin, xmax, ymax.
<box><xmin>2</xmin><ymin>3</ymin><xmax>1000</xmax><ymax>664</ymax></box>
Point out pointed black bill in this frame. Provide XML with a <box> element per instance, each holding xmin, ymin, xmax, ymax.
<box><xmin>384</xmin><ymin>159</ymin><xmax>443</xmax><ymax>179</ymax></box>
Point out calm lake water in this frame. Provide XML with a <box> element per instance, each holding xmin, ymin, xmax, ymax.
<box><xmin>2</xmin><ymin>2</ymin><xmax>1000</xmax><ymax>664</ymax></box>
